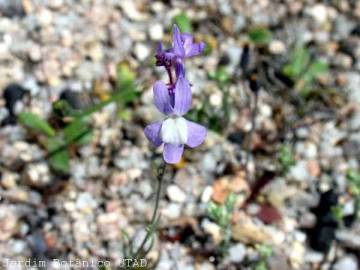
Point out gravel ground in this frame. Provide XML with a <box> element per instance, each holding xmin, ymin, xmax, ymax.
<box><xmin>0</xmin><ymin>0</ymin><xmax>360</xmax><ymax>269</ymax></box>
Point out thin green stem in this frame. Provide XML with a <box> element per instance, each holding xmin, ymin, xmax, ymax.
<box><xmin>133</xmin><ymin>162</ymin><xmax>166</xmax><ymax>260</ymax></box>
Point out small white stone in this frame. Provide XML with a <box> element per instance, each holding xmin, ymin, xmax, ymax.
<box><xmin>228</xmin><ymin>243</ymin><xmax>246</xmax><ymax>263</ymax></box>
<box><xmin>76</xmin><ymin>193</ymin><xmax>97</xmax><ymax>213</ymax></box>
<box><xmin>48</xmin><ymin>0</ymin><xmax>64</xmax><ymax>9</ymax></box>
<box><xmin>289</xmin><ymin>161</ymin><xmax>311</xmax><ymax>182</ymax></box>
<box><xmin>269</xmin><ymin>40</ymin><xmax>286</xmax><ymax>54</ymax></box>
<box><xmin>201</xmin><ymin>186</ymin><xmax>213</xmax><ymax>203</ymax></box>
<box><xmin>1</xmin><ymin>171</ymin><xmax>17</xmax><ymax>189</ymax></box>
<box><xmin>333</xmin><ymin>256</ymin><xmax>358</xmax><ymax>270</ymax></box>
<box><xmin>149</xmin><ymin>23</ymin><xmax>164</xmax><ymax>41</ymax></box>
<box><xmin>120</xmin><ymin>0</ymin><xmax>147</xmax><ymax>21</ymax></box>
<box><xmin>259</xmin><ymin>103</ymin><xmax>272</xmax><ymax>118</ymax></box>
<box><xmin>209</xmin><ymin>92</ymin><xmax>222</xmax><ymax>107</ymax></box>
<box><xmin>133</xmin><ymin>43</ymin><xmax>150</xmax><ymax>61</ymax></box>
<box><xmin>37</xmin><ymin>8</ymin><xmax>53</xmax><ymax>27</ymax></box>
<box><xmin>308</xmin><ymin>4</ymin><xmax>328</xmax><ymax>23</ymax></box>
<box><xmin>201</xmin><ymin>219</ymin><xmax>222</xmax><ymax>244</ymax></box>
<box><xmin>167</xmin><ymin>185</ymin><xmax>187</xmax><ymax>203</ymax></box>
<box><xmin>162</xmin><ymin>203</ymin><xmax>182</xmax><ymax>219</ymax></box>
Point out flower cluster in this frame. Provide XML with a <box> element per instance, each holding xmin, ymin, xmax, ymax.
<box><xmin>144</xmin><ymin>24</ymin><xmax>207</xmax><ymax>164</ymax></box>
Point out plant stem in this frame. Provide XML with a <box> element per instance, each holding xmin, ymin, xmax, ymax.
<box><xmin>245</xmin><ymin>90</ymin><xmax>259</xmax><ymax>182</ymax></box>
<box><xmin>133</xmin><ymin>162</ymin><xmax>166</xmax><ymax>260</ymax></box>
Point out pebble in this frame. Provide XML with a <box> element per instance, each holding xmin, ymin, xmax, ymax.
<box><xmin>209</xmin><ymin>92</ymin><xmax>223</xmax><ymax>107</ymax></box>
<box><xmin>133</xmin><ymin>43</ymin><xmax>150</xmax><ymax>61</ymax></box>
<box><xmin>166</xmin><ymin>185</ymin><xmax>187</xmax><ymax>203</ymax></box>
<box><xmin>333</xmin><ymin>256</ymin><xmax>358</xmax><ymax>270</ymax></box>
<box><xmin>48</xmin><ymin>0</ymin><xmax>64</xmax><ymax>9</ymax></box>
<box><xmin>288</xmin><ymin>241</ymin><xmax>305</xmax><ymax>269</ymax></box>
<box><xmin>346</xmin><ymin>72</ymin><xmax>360</xmax><ymax>103</ymax></box>
<box><xmin>289</xmin><ymin>161</ymin><xmax>312</xmax><ymax>182</ymax></box>
<box><xmin>11</xmin><ymin>239</ymin><xmax>27</xmax><ymax>254</ymax></box>
<box><xmin>304</xmin><ymin>251</ymin><xmax>324</xmax><ymax>264</ymax></box>
<box><xmin>120</xmin><ymin>0</ymin><xmax>147</xmax><ymax>21</ymax></box>
<box><xmin>201</xmin><ymin>219</ymin><xmax>222</xmax><ymax>244</ymax></box>
<box><xmin>97</xmin><ymin>212</ymin><xmax>122</xmax><ymax>240</ymax></box>
<box><xmin>149</xmin><ymin>23</ymin><xmax>164</xmax><ymax>41</ymax></box>
<box><xmin>336</xmin><ymin>229</ymin><xmax>360</xmax><ymax>249</ymax></box>
<box><xmin>36</xmin><ymin>8</ymin><xmax>53</xmax><ymax>27</ymax></box>
<box><xmin>201</xmin><ymin>186</ymin><xmax>213</xmax><ymax>203</ymax></box>
<box><xmin>162</xmin><ymin>203</ymin><xmax>182</xmax><ymax>220</ymax></box>
<box><xmin>24</xmin><ymin>163</ymin><xmax>52</xmax><ymax>188</ymax></box>
<box><xmin>76</xmin><ymin>192</ymin><xmax>97</xmax><ymax>214</ymax></box>
<box><xmin>201</xmin><ymin>153</ymin><xmax>217</xmax><ymax>173</ymax></box>
<box><xmin>0</xmin><ymin>206</ymin><xmax>18</xmax><ymax>241</ymax></box>
<box><xmin>232</xmin><ymin>213</ymin><xmax>281</xmax><ymax>245</ymax></box>
<box><xmin>73</xmin><ymin>219</ymin><xmax>91</xmax><ymax>242</ymax></box>
<box><xmin>269</xmin><ymin>40</ymin><xmax>286</xmax><ymax>54</ymax></box>
<box><xmin>307</xmin><ymin>4</ymin><xmax>329</xmax><ymax>23</ymax></box>
<box><xmin>1</xmin><ymin>171</ymin><xmax>18</xmax><ymax>189</ymax></box>
<box><xmin>227</xmin><ymin>243</ymin><xmax>246</xmax><ymax>263</ymax></box>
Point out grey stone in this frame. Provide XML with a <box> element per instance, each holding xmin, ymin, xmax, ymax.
<box><xmin>227</xmin><ymin>243</ymin><xmax>246</xmax><ymax>263</ymax></box>
<box><xmin>333</xmin><ymin>256</ymin><xmax>358</xmax><ymax>270</ymax></box>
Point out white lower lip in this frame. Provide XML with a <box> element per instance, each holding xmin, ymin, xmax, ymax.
<box><xmin>161</xmin><ymin>117</ymin><xmax>188</xmax><ymax>145</ymax></box>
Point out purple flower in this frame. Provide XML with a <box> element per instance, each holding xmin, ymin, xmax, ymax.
<box><xmin>144</xmin><ymin>76</ymin><xmax>207</xmax><ymax>164</ymax></box>
<box><xmin>172</xmin><ymin>24</ymin><xmax>205</xmax><ymax>59</ymax></box>
<box><xmin>155</xmin><ymin>25</ymin><xmax>205</xmax><ymax>69</ymax></box>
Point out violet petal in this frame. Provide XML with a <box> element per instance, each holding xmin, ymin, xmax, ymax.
<box><xmin>186</xmin><ymin>120</ymin><xmax>207</xmax><ymax>148</ymax></box>
<box><xmin>173</xmin><ymin>76</ymin><xmax>191</xmax><ymax>116</ymax></box>
<box><xmin>185</xmin><ymin>42</ymin><xmax>206</xmax><ymax>57</ymax></box>
<box><xmin>144</xmin><ymin>122</ymin><xmax>163</xmax><ymax>147</ymax></box>
<box><xmin>163</xmin><ymin>143</ymin><xmax>184</xmax><ymax>164</ymax></box>
<box><xmin>153</xmin><ymin>81</ymin><xmax>173</xmax><ymax>115</ymax></box>
<box><xmin>172</xmin><ymin>24</ymin><xmax>185</xmax><ymax>57</ymax></box>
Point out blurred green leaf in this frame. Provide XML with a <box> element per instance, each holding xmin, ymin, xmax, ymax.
<box><xmin>118</xmin><ymin>109</ymin><xmax>132</xmax><ymax>121</ymax></box>
<box><xmin>256</xmin><ymin>244</ymin><xmax>273</xmax><ymax>259</ymax></box>
<box><xmin>174</xmin><ymin>13</ymin><xmax>192</xmax><ymax>33</ymax></box>
<box><xmin>255</xmin><ymin>261</ymin><xmax>268</xmax><ymax>270</ymax></box>
<box><xmin>283</xmin><ymin>46</ymin><xmax>310</xmax><ymax>79</ymax></box>
<box><xmin>18</xmin><ymin>112</ymin><xmax>55</xmax><ymax>137</ymax></box>
<box><xmin>203</xmin><ymin>41</ymin><xmax>211</xmax><ymax>56</ymax></box>
<box><xmin>347</xmin><ymin>169</ymin><xmax>360</xmax><ymax>196</ymax></box>
<box><xmin>208</xmin><ymin>67</ymin><xmax>230</xmax><ymax>88</ymax></box>
<box><xmin>117</xmin><ymin>63</ymin><xmax>135</xmax><ymax>87</ymax></box>
<box><xmin>301</xmin><ymin>60</ymin><xmax>328</xmax><ymax>89</ymax></box>
<box><xmin>207</xmin><ymin>201</ymin><xmax>220</xmax><ymax>220</ymax></box>
<box><xmin>52</xmin><ymin>100</ymin><xmax>74</xmax><ymax>118</ymax></box>
<box><xmin>47</xmin><ymin>137</ymin><xmax>70</xmax><ymax>173</ymax></box>
<box><xmin>279</xmin><ymin>144</ymin><xmax>295</xmax><ymax>174</ymax></box>
<box><xmin>346</xmin><ymin>169</ymin><xmax>360</xmax><ymax>183</ymax></box>
<box><xmin>225</xmin><ymin>192</ymin><xmax>236</xmax><ymax>211</ymax></box>
<box><xmin>331</xmin><ymin>205</ymin><xmax>344</xmax><ymax>225</ymax></box>
<box><xmin>248</xmin><ymin>27</ymin><xmax>273</xmax><ymax>45</ymax></box>
<box><xmin>63</xmin><ymin>118</ymin><xmax>92</xmax><ymax>146</ymax></box>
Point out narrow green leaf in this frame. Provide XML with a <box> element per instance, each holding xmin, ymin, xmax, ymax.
<box><xmin>248</xmin><ymin>27</ymin><xmax>273</xmax><ymax>45</ymax></box>
<box><xmin>71</xmin><ymin>87</ymin><xmax>134</xmax><ymax>119</ymax></box>
<box><xmin>225</xmin><ymin>192</ymin><xmax>236</xmax><ymax>211</ymax></box>
<box><xmin>301</xmin><ymin>60</ymin><xmax>328</xmax><ymax>85</ymax></box>
<box><xmin>283</xmin><ymin>46</ymin><xmax>310</xmax><ymax>79</ymax></box>
<box><xmin>47</xmin><ymin>137</ymin><xmax>70</xmax><ymax>173</ymax></box>
<box><xmin>18</xmin><ymin>112</ymin><xmax>55</xmax><ymax>137</ymax></box>
<box><xmin>174</xmin><ymin>13</ymin><xmax>192</xmax><ymax>33</ymax></box>
<box><xmin>63</xmin><ymin>119</ymin><xmax>92</xmax><ymax>145</ymax></box>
